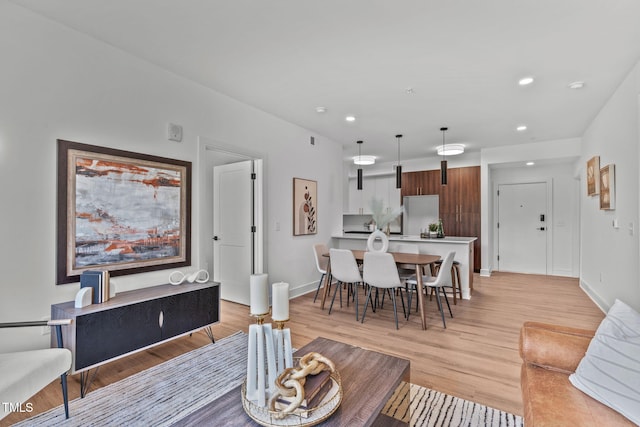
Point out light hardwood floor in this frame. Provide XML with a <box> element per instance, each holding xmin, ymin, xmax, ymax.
<box><xmin>2</xmin><ymin>272</ymin><xmax>604</xmax><ymax>425</ymax></box>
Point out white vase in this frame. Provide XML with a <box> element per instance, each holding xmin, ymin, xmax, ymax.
<box><xmin>367</xmin><ymin>229</ymin><xmax>389</xmax><ymax>252</ymax></box>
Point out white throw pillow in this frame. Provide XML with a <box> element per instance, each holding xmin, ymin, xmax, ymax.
<box><xmin>569</xmin><ymin>299</ymin><xmax>640</xmax><ymax>425</ymax></box>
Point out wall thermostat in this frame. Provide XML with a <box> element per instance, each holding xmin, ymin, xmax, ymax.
<box><xmin>168</xmin><ymin>123</ymin><xmax>183</xmax><ymax>142</ymax></box>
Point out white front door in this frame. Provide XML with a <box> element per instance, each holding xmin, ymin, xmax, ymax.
<box><xmin>213</xmin><ymin>160</ymin><xmax>253</xmax><ymax>305</ymax></box>
<box><xmin>498</xmin><ymin>182</ymin><xmax>548</xmax><ymax>274</ymax></box>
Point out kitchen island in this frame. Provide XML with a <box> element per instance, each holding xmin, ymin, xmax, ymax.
<box><xmin>332</xmin><ymin>233</ymin><xmax>476</xmax><ymax>299</ymax></box>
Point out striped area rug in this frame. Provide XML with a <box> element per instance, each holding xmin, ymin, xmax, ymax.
<box><xmin>383</xmin><ymin>382</ymin><xmax>523</xmax><ymax>427</ymax></box>
<box><xmin>16</xmin><ymin>331</ymin><xmax>523</xmax><ymax>426</ymax></box>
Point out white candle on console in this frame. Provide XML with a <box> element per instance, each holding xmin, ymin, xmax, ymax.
<box><xmin>271</xmin><ymin>282</ymin><xmax>290</xmax><ymax>321</ymax></box>
<box><xmin>249</xmin><ymin>274</ymin><xmax>269</xmax><ymax>315</ymax></box>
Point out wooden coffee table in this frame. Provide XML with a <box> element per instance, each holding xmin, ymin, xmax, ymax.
<box><xmin>172</xmin><ymin>336</ymin><xmax>410</xmax><ymax>426</ymax></box>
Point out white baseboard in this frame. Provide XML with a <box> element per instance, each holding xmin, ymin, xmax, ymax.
<box><xmin>289</xmin><ymin>281</ymin><xmax>320</xmax><ymax>299</ymax></box>
<box><xmin>480</xmin><ymin>268</ymin><xmax>492</xmax><ymax>277</ymax></box>
<box><xmin>552</xmin><ymin>269</ymin><xmax>578</xmax><ymax>278</ymax></box>
<box><xmin>579</xmin><ymin>278</ymin><xmax>608</xmax><ymax>313</ymax></box>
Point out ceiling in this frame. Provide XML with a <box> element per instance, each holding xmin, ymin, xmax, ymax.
<box><xmin>12</xmin><ymin>0</ymin><xmax>640</xmax><ymax>164</ymax></box>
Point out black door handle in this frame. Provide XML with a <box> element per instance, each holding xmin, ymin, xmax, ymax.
<box><xmin>213</xmin><ymin>236</ymin><xmax>220</xmax><ymax>241</ymax></box>
<box><xmin>536</xmin><ymin>227</ymin><xmax>545</xmax><ymax>231</ymax></box>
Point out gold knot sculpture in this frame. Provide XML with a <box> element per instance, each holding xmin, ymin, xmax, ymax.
<box><xmin>268</xmin><ymin>352</ymin><xmax>335</xmax><ymax>419</ymax></box>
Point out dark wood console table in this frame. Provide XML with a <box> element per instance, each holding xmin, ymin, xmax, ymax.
<box><xmin>173</xmin><ymin>336</ymin><xmax>410</xmax><ymax>426</ymax></box>
<box><xmin>51</xmin><ymin>282</ymin><xmax>220</xmax><ymax>395</ymax></box>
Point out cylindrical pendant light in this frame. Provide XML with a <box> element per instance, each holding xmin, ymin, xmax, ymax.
<box><xmin>440</xmin><ymin>127</ymin><xmax>448</xmax><ymax>186</ymax></box>
<box><xmin>356</xmin><ymin>140</ymin><xmax>363</xmax><ymax>190</ymax></box>
<box><xmin>395</xmin><ymin>134</ymin><xmax>403</xmax><ymax>188</ymax></box>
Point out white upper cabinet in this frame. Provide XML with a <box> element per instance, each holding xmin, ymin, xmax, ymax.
<box><xmin>347</xmin><ymin>175</ymin><xmax>400</xmax><ymax>214</ymax></box>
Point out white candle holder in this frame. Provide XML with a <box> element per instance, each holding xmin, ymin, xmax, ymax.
<box><xmin>272</xmin><ymin>319</ymin><xmax>293</xmax><ymax>375</ymax></box>
<box><xmin>246</xmin><ymin>313</ymin><xmax>277</xmax><ymax>407</ymax></box>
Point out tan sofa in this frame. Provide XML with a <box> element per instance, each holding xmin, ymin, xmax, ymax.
<box><xmin>519</xmin><ymin>322</ymin><xmax>635</xmax><ymax>426</ymax></box>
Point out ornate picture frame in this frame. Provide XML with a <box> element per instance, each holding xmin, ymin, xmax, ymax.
<box><xmin>599</xmin><ymin>164</ymin><xmax>615</xmax><ymax>210</ymax></box>
<box><xmin>293</xmin><ymin>178</ymin><xmax>317</xmax><ymax>236</ymax></box>
<box><xmin>586</xmin><ymin>155</ymin><xmax>600</xmax><ymax>196</ymax></box>
<box><xmin>57</xmin><ymin>140</ymin><xmax>191</xmax><ymax>284</ymax></box>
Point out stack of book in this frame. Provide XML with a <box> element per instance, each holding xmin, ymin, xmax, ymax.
<box><xmin>275</xmin><ymin>370</ymin><xmax>333</xmax><ymax>418</ymax></box>
<box><xmin>80</xmin><ymin>270</ymin><xmax>111</xmax><ymax>304</ymax></box>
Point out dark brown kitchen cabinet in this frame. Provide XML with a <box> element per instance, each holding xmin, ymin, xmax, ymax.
<box><xmin>440</xmin><ymin>167</ymin><xmax>479</xmax><ymax>230</ymax></box>
<box><xmin>401</xmin><ymin>171</ymin><xmax>421</xmax><ymax>196</ymax></box>
<box><xmin>440</xmin><ymin>166</ymin><xmax>480</xmax><ymax>272</ymax></box>
<box><xmin>402</xmin><ymin>166</ymin><xmax>481</xmax><ymax>272</ymax></box>
<box><xmin>401</xmin><ymin>170</ymin><xmax>440</xmax><ymax>197</ymax></box>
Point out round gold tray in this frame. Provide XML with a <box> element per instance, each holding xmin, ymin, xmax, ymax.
<box><xmin>241</xmin><ymin>370</ymin><xmax>342</xmax><ymax>427</ymax></box>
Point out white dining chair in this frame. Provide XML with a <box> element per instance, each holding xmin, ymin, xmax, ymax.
<box><xmin>430</xmin><ymin>258</ymin><xmax>463</xmax><ymax>304</ymax></box>
<box><xmin>395</xmin><ymin>244</ymin><xmax>424</xmax><ymax>317</ymax></box>
<box><xmin>406</xmin><ymin>251</ymin><xmax>455</xmax><ymax>328</ymax></box>
<box><xmin>361</xmin><ymin>251</ymin><xmax>406</xmax><ymax>329</ymax></box>
<box><xmin>328</xmin><ymin>249</ymin><xmax>363</xmax><ymax>320</ymax></box>
<box><xmin>312</xmin><ymin>243</ymin><xmax>331</xmax><ymax>303</ymax></box>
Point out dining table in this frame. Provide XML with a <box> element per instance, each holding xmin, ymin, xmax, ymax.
<box><xmin>320</xmin><ymin>250</ymin><xmax>441</xmax><ymax>330</ymax></box>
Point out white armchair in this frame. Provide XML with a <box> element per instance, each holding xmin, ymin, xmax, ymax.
<box><xmin>0</xmin><ymin>319</ymin><xmax>73</xmax><ymax>420</ymax></box>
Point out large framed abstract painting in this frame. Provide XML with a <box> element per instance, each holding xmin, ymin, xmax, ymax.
<box><xmin>293</xmin><ymin>178</ymin><xmax>317</xmax><ymax>236</ymax></box>
<box><xmin>599</xmin><ymin>164</ymin><xmax>615</xmax><ymax>211</ymax></box>
<box><xmin>57</xmin><ymin>140</ymin><xmax>191</xmax><ymax>284</ymax></box>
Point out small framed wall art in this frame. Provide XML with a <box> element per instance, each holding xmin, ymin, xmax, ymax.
<box><xmin>599</xmin><ymin>164</ymin><xmax>615</xmax><ymax>210</ymax></box>
<box><xmin>293</xmin><ymin>178</ymin><xmax>317</xmax><ymax>236</ymax></box>
<box><xmin>586</xmin><ymin>156</ymin><xmax>600</xmax><ymax>196</ymax></box>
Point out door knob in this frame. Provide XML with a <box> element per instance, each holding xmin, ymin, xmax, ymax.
<box><xmin>536</xmin><ymin>227</ymin><xmax>546</xmax><ymax>231</ymax></box>
<box><xmin>213</xmin><ymin>236</ymin><xmax>220</xmax><ymax>241</ymax></box>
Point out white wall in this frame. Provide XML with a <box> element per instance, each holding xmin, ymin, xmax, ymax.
<box><xmin>490</xmin><ymin>163</ymin><xmax>580</xmax><ymax>277</ymax></box>
<box><xmin>0</xmin><ymin>2</ymin><xmax>343</xmax><ymax>351</ymax></box>
<box><xmin>579</xmin><ymin>60</ymin><xmax>640</xmax><ymax>312</ymax></box>
<box><xmin>480</xmin><ymin>139</ymin><xmax>581</xmax><ymax>275</ymax></box>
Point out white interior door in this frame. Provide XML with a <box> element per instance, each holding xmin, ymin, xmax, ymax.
<box><xmin>213</xmin><ymin>160</ymin><xmax>253</xmax><ymax>305</ymax></box>
<box><xmin>498</xmin><ymin>182</ymin><xmax>548</xmax><ymax>274</ymax></box>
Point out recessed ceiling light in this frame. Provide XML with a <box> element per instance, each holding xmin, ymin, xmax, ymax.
<box><xmin>516</xmin><ymin>125</ymin><xmax>527</xmax><ymax>132</ymax></box>
<box><xmin>345</xmin><ymin>115</ymin><xmax>356</xmax><ymax>122</ymax></box>
<box><xmin>568</xmin><ymin>81</ymin><xmax>585</xmax><ymax>89</ymax></box>
<box><xmin>518</xmin><ymin>77</ymin><xmax>534</xmax><ymax>86</ymax></box>
<box><xmin>316</xmin><ymin>106</ymin><xmax>327</xmax><ymax>113</ymax></box>
<box><xmin>526</xmin><ymin>162</ymin><xmax>535</xmax><ymax>166</ymax></box>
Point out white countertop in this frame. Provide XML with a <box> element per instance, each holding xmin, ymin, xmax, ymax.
<box><xmin>333</xmin><ymin>233</ymin><xmax>477</xmax><ymax>244</ymax></box>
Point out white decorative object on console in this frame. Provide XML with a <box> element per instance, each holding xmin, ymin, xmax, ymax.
<box><xmin>74</xmin><ymin>287</ymin><xmax>92</xmax><ymax>308</ymax></box>
<box><xmin>168</xmin><ymin>269</ymin><xmax>210</xmax><ymax>285</ymax></box>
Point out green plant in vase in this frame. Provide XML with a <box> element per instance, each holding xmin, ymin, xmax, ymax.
<box><xmin>428</xmin><ymin>223</ymin><xmax>439</xmax><ymax>237</ymax></box>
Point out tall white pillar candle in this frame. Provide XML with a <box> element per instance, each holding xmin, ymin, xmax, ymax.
<box><xmin>271</xmin><ymin>282</ymin><xmax>290</xmax><ymax>321</ymax></box>
<box><xmin>249</xmin><ymin>274</ymin><xmax>269</xmax><ymax>315</ymax></box>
